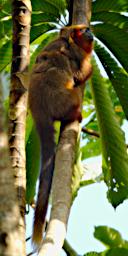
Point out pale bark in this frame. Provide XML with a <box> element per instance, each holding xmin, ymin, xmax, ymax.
<box><xmin>0</xmin><ymin>78</ymin><xmax>22</xmax><ymax>255</ymax></box>
<box><xmin>9</xmin><ymin>0</ymin><xmax>32</xmax><ymax>254</ymax></box>
<box><xmin>39</xmin><ymin>123</ymin><xmax>80</xmax><ymax>256</ymax></box>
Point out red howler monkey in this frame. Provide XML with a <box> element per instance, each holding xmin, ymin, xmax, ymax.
<box><xmin>28</xmin><ymin>24</ymin><xmax>93</xmax><ymax>246</ymax></box>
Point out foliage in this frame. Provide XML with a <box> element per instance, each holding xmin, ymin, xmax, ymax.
<box><xmin>26</xmin><ymin>116</ymin><xmax>40</xmax><ymax>203</ymax></box>
<box><xmin>84</xmin><ymin>225</ymin><xmax>128</xmax><ymax>255</ymax></box>
<box><xmin>91</xmin><ymin>58</ymin><xmax>128</xmax><ymax>207</ymax></box>
<box><xmin>94</xmin><ymin>226</ymin><xmax>128</xmax><ymax>249</ymax></box>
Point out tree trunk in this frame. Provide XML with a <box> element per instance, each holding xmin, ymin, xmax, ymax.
<box><xmin>38</xmin><ymin>1</ymin><xmax>92</xmax><ymax>256</ymax></box>
<box><xmin>0</xmin><ymin>78</ymin><xmax>22</xmax><ymax>255</ymax></box>
<box><xmin>9</xmin><ymin>0</ymin><xmax>32</xmax><ymax>254</ymax></box>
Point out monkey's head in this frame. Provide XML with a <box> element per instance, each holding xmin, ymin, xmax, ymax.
<box><xmin>61</xmin><ymin>25</ymin><xmax>93</xmax><ymax>54</ymax></box>
<box><xmin>71</xmin><ymin>26</ymin><xmax>93</xmax><ymax>53</ymax></box>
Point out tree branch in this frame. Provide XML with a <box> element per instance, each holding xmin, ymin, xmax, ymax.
<box><xmin>82</xmin><ymin>127</ymin><xmax>100</xmax><ymax>137</ymax></box>
<box><xmin>63</xmin><ymin>239</ymin><xmax>78</xmax><ymax>256</ymax></box>
<box><xmin>38</xmin><ymin>1</ymin><xmax>92</xmax><ymax>255</ymax></box>
<box><xmin>0</xmin><ymin>78</ymin><xmax>21</xmax><ymax>254</ymax></box>
<box><xmin>9</xmin><ymin>0</ymin><xmax>32</xmax><ymax>254</ymax></box>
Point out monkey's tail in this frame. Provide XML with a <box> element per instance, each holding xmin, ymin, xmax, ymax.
<box><xmin>32</xmin><ymin>120</ymin><xmax>55</xmax><ymax>247</ymax></box>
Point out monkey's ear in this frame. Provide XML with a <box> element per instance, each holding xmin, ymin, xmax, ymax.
<box><xmin>60</xmin><ymin>27</ymin><xmax>73</xmax><ymax>38</ymax></box>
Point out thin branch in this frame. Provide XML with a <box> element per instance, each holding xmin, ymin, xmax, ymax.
<box><xmin>63</xmin><ymin>239</ymin><xmax>78</xmax><ymax>256</ymax></box>
<box><xmin>27</xmin><ymin>250</ymin><xmax>36</xmax><ymax>256</ymax></box>
<box><xmin>26</xmin><ymin>236</ymin><xmax>31</xmax><ymax>242</ymax></box>
<box><xmin>82</xmin><ymin>127</ymin><xmax>100</xmax><ymax>137</ymax></box>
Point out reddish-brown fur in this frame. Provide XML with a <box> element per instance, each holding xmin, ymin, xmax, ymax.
<box><xmin>28</xmin><ymin>25</ymin><xmax>93</xmax><ymax>247</ymax></box>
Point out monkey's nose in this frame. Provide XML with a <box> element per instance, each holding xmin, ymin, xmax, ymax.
<box><xmin>85</xmin><ymin>28</ymin><xmax>94</xmax><ymax>41</ymax></box>
<box><xmin>88</xmin><ymin>32</ymin><xmax>93</xmax><ymax>41</ymax></box>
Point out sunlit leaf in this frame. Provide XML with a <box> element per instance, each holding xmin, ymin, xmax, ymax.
<box><xmin>92</xmin><ymin>12</ymin><xmax>128</xmax><ymax>31</ymax></box>
<box><xmin>94</xmin><ymin>226</ymin><xmax>128</xmax><ymax>248</ymax></box>
<box><xmin>95</xmin><ymin>41</ymin><xmax>128</xmax><ymax>119</ymax></box>
<box><xmin>26</xmin><ymin>124</ymin><xmax>40</xmax><ymax>204</ymax></box>
<box><xmin>93</xmin><ymin>0</ymin><xmax>128</xmax><ymax>13</ymax></box>
<box><xmin>100</xmin><ymin>248</ymin><xmax>128</xmax><ymax>256</ymax></box>
<box><xmin>91</xmin><ymin>57</ymin><xmax>128</xmax><ymax>207</ymax></box>
<box><xmin>93</xmin><ymin>23</ymin><xmax>128</xmax><ymax>72</ymax></box>
<box><xmin>30</xmin><ymin>23</ymin><xmax>56</xmax><ymax>43</ymax></box>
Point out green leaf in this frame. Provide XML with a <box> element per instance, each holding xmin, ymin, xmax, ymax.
<box><xmin>84</xmin><ymin>252</ymin><xmax>100</xmax><ymax>256</ymax></box>
<box><xmin>93</xmin><ymin>23</ymin><xmax>128</xmax><ymax>73</ymax></box>
<box><xmin>0</xmin><ymin>17</ymin><xmax>12</xmax><ymax>41</ymax></box>
<box><xmin>0</xmin><ymin>0</ymin><xmax>11</xmax><ymax>15</ymax></box>
<box><xmin>31</xmin><ymin>13</ymin><xmax>58</xmax><ymax>26</ymax></box>
<box><xmin>91</xmin><ymin>57</ymin><xmax>128</xmax><ymax>207</ymax></box>
<box><xmin>94</xmin><ymin>226</ymin><xmax>128</xmax><ymax>248</ymax></box>
<box><xmin>0</xmin><ymin>40</ymin><xmax>12</xmax><ymax>71</ymax></box>
<box><xmin>44</xmin><ymin>0</ymin><xmax>67</xmax><ymax>15</ymax></box>
<box><xmin>26</xmin><ymin>124</ymin><xmax>40</xmax><ymax>204</ymax></box>
<box><xmin>93</xmin><ymin>0</ymin><xmax>128</xmax><ymax>12</ymax></box>
<box><xmin>92</xmin><ymin>12</ymin><xmax>128</xmax><ymax>31</ymax></box>
<box><xmin>84</xmin><ymin>248</ymin><xmax>128</xmax><ymax>256</ymax></box>
<box><xmin>94</xmin><ymin>41</ymin><xmax>128</xmax><ymax>119</ymax></box>
<box><xmin>100</xmin><ymin>248</ymin><xmax>128</xmax><ymax>256</ymax></box>
<box><xmin>31</xmin><ymin>0</ymin><xmax>60</xmax><ymax>16</ymax></box>
<box><xmin>25</xmin><ymin>112</ymin><xmax>33</xmax><ymax>143</ymax></box>
<box><xmin>72</xmin><ymin>131</ymin><xmax>83</xmax><ymax>200</ymax></box>
<box><xmin>30</xmin><ymin>23</ymin><xmax>56</xmax><ymax>43</ymax></box>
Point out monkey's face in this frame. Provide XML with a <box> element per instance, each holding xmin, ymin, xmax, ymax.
<box><xmin>71</xmin><ymin>27</ymin><xmax>94</xmax><ymax>53</ymax></box>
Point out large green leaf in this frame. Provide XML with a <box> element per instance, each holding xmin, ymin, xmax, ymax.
<box><xmin>25</xmin><ymin>112</ymin><xmax>33</xmax><ymax>143</ymax></box>
<box><xmin>94</xmin><ymin>226</ymin><xmax>128</xmax><ymax>248</ymax></box>
<box><xmin>93</xmin><ymin>23</ymin><xmax>128</xmax><ymax>73</ymax></box>
<box><xmin>84</xmin><ymin>225</ymin><xmax>128</xmax><ymax>255</ymax></box>
<box><xmin>93</xmin><ymin>0</ymin><xmax>128</xmax><ymax>12</ymax></box>
<box><xmin>31</xmin><ymin>0</ymin><xmax>66</xmax><ymax>16</ymax></box>
<box><xmin>44</xmin><ymin>0</ymin><xmax>67</xmax><ymax>15</ymax></box>
<box><xmin>94</xmin><ymin>42</ymin><xmax>128</xmax><ymax>119</ymax></box>
<box><xmin>30</xmin><ymin>23</ymin><xmax>56</xmax><ymax>43</ymax></box>
<box><xmin>92</xmin><ymin>12</ymin><xmax>128</xmax><ymax>31</ymax></box>
<box><xmin>31</xmin><ymin>13</ymin><xmax>58</xmax><ymax>26</ymax></box>
<box><xmin>91</xmin><ymin>57</ymin><xmax>128</xmax><ymax>207</ymax></box>
<box><xmin>31</xmin><ymin>0</ymin><xmax>59</xmax><ymax>15</ymax></box>
<box><xmin>26</xmin><ymin>124</ymin><xmax>40</xmax><ymax>204</ymax></box>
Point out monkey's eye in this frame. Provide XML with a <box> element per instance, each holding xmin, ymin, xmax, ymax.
<box><xmin>85</xmin><ymin>27</ymin><xmax>90</xmax><ymax>32</ymax></box>
<box><xmin>79</xmin><ymin>28</ymin><xmax>85</xmax><ymax>33</ymax></box>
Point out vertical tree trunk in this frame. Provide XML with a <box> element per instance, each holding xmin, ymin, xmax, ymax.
<box><xmin>9</xmin><ymin>0</ymin><xmax>32</xmax><ymax>254</ymax></box>
<box><xmin>39</xmin><ymin>1</ymin><xmax>92</xmax><ymax>256</ymax></box>
<box><xmin>0</xmin><ymin>79</ymin><xmax>21</xmax><ymax>255</ymax></box>
<box><xmin>72</xmin><ymin>0</ymin><xmax>92</xmax><ymax>26</ymax></box>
